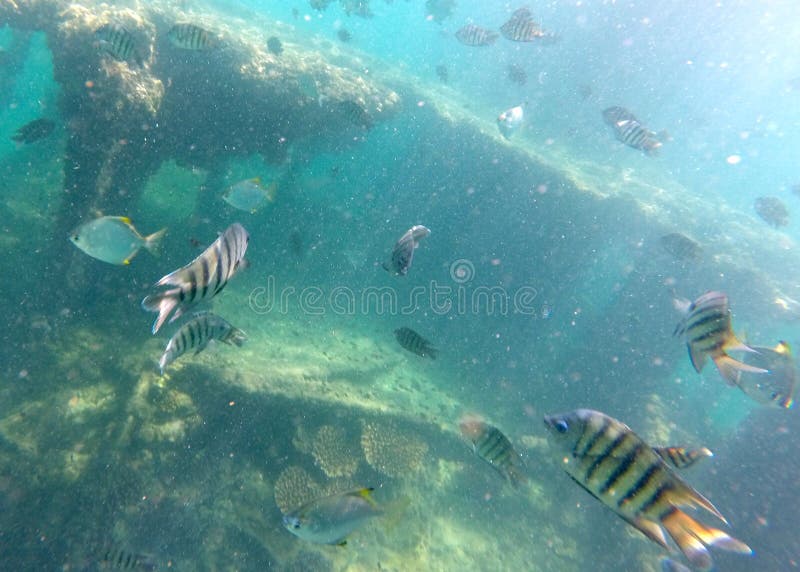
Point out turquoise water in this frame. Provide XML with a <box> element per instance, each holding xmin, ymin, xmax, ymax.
<box><xmin>1</xmin><ymin>1</ymin><xmax>799</xmax><ymax>570</ymax></box>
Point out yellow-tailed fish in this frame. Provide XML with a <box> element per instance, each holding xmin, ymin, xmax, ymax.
<box><xmin>282</xmin><ymin>488</ymin><xmax>382</xmax><ymax>545</ymax></box>
<box><xmin>222</xmin><ymin>178</ymin><xmax>277</xmax><ymax>213</ymax></box>
<box><xmin>142</xmin><ymin>223</ymin><xmax>248</xmax><ymax>333</ymax></box>
<box><xmin>70</xmin><ymin>216</ymin><xmax>165</xmax><ymax>265</ymax></box>
<box><xmin>459</xmin><ymin>413</ymin><xmax>527</xmax><ymax>487</ymax></box>
<box><xmin>544</xmin><ymin>409</ymin><xmax>752</xmax><ymax>571</ymax></box>
<box><xmin>736</xmin><ymin>341</ymin><xmax>796</xmax><ymax>408</ymax></box>
<box><xmin>158</xmin><ymin>311</ymin><xmax>246</xmax><ymax>374</ymax></box>
<box><xmin>673</xmin><ymin>291</ymin><xmax>767</xmax><ymax>385</ymax></box>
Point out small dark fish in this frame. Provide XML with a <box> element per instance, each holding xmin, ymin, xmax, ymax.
<box><xmin>94</xmin><ymin>23</ymin><xmax>141</xmax><ymax>63</ymax></box>
<box><xmin>425</xmin><ymin>0</ymin><xmax>456</xmax><ymax>24</ymax></box>
<box><xmin>603</xmin><ymin>106</ymin><xmax>663</xmax><ymax>156</ymax></box>
<box><xmin>11</xmin><ymin>118</ymin><xmax>55</xmax><ymax>144</ymax></box>
<box><xmin>754</xmin><ymin>196</ymin><xmax>789</xmax><ymax>227</ymax></box>
<box><xmin>292</xmin><ymin>8</ymin><xmax>299</xmax><ymax>19</ymax></box>
<box><xmin>544</xmin><ymin>409</ymin><xmax>752</xmax><ymax>571</ymax></box>
<box><xmin>337</xmin><ymin>28</ymin><xmax>352</xmax><ymax>43</ymax></box>
<box><xmin>283</xmin><ymin>488</ymin><xmax>381</xmax><ymax>545</ymax></box>
<box><xmin>97</xmin><ymin>545</ymin><xmax>157</xmax><ymax>570</ymax></box>
<box><xmin>506</xmin><ymin>63</ymin><xmax>527</xmax><ymax>86</ymax></box>
<box><xmin>578</xmin><ymin>83</ymin><xmax>593</xmax><ymax>100</ymax></box>
<box><xmin>459</xmin><ymin>413</ymin><xmax>527</xmax><ymax>487</ymax></box>
<box><xmin>394</xmin><ymin>327</ymin><xmax>438</xmax><ymax>359</ymax></box>
<box><xmin>383</xmin><ymin>225</ymin><xmax>430</xmax><ymax>276</ymax></box>
<box><xmin>288</xmin><ymin>229</ymin><xmax>304</xmax><ymax>258</ymax></box>
<box><xmin>309</xmin><ymin>0</ymin><xmax>333</xmax><ymax>12</ymax></box>
<box><xmin>159</xmin><ymin>311</ymin><xmax>246</xmax><ymax>374</ymax></box>
<box><xmin>267</xmin><ymin>36</ymin><xmax>283</xmax><ymax>56</ymax></box>
<box><xmin>736</xmin><ymin>341</ymin><xmax>796</xmax><ymax>408</ymax></box>
<box><xmin>338</xmin><ymin>100</ymin><xmax>372</xmax><ymax>129</ymax></box>
<box><xmin>168</xmin><ymin>23</ymin><xmax>216</xmax><ymax>50</ymax></box>
<box><xmin>673</xmin><ymin>291</ymin><xmax>767</xmax><ymax>385</ymax></box>
<box><xmin>455</xmin><ymin>24</ymin><xmax>498</xmax><ymax>47</ymax></box>
<box><xmin>435</xmin><ymin>64</ymin><xmax>448</xmax><ymax>83</ymax></box>
<box><xmin>660</xmin><ymin>232</ymin><xmax>702</xmax><ymax>261</ymax></box>
<box><xmin>142</xmin><ymin>223</ymin><xmax>249</xmax><ymax>333</ymax></box>
<box><xmin>500</xmin><ymin>8</ymin><xmax>553</xmax><ymax>42</ymax></box>
<box><xmin>653</xmin><ymin>446</ymin><xmax>713</xmax><ymax>470</ymax></box>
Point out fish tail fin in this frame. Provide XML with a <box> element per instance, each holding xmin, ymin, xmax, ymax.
<box><xmin>143</xmin><ymin>228</ymin><xmax>167</xmax><ymax>256</ymax></box>
<box><xmin>141</xmin><ymin>289</ymin><xmax>181</xmax><ymax>334</ymax></box>
<box><xmin>688</xmin><ymin>344</ymin><xmax>708</xmax><ymax>373</ymax></box>
<box><xmin>427</xmin><ymin>346</ymin><xmax>439</xmax><ymax>360</ymax></box>
<box><xmin>507</xmin><ymin>464</ymin><xmax>529</xmax><ymax>488</ymax></box>
<box><xmin>265</xmin><ymin>182</ymin><xmax>278</xmax><ymax>202</ymax></box>
<box><xmin>662</xmin><ymin>508</ymin><xmax>752</xmax><ymax>571</ymax></box>
<box><xmin>713</xmin><ymin>353</ymin><xmax>768</xmax><ymax>386</ymax></box>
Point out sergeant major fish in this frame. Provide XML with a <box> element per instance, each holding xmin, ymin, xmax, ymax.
<box><xmin>142</xmin><ymin>223</ymin><xmax>249</xmax><ymax>334</ymax></box>
<box><xmin>497</xmin><ymin>103</ymin><xmax>525</xmax><ymax>139</ymax></box>
<box><xmin>603</xmin><ymin>106</ymin><xmax>664</xmax><ymax>156</ymax></box>
<box><xmin>673</xmin><ymin>291</ymin><xmax>767</xmax><ymax>385</ymax></box>
<box><xmin>223</xmin><ymin>178</ymin><xmax>277</xmax><ymax>213</ymax></box>
<box><xmin>544</xmin><ymin>409</ymin><xmax>752</xmax><ymax>571</ymax></box>
<box><xmin>455</xmin><ymin>24</ymin><xmax>499</xmax><ymax>46</ymax></box>
<box><xmin>283</xmin><ymin>488</ymin><xmax>382</xmax><ymax>545</ymax></box>
<box><xmin>383</xmin><ymin>225</ymin><xmax>430</xmax><ymax>276</ymax></box>
<box><xmin>95</xmin><ymin>545</ymin><xmax>157</xmax><ymax>570</ymax></box>
<box><xmin>168</xmin><ymin>23</ymin><xmax>216</xmax><ymax>50</ymax></box>
<box><xmin>500</xmin><ymin>8</ymin><xmax>555</xmax><ymax>43</ymax></box>
<box><xmin>159</xmin><ymin>311</ymin><xmax>246</xmax><ymax>374</ymax></box>
<box><xmin>394</xmin><ymin>327</ymin><xmax>438</xmax><ymax>359</ymax></box>
<box><xmin>459</xmin><ymin>413</ymin><xmax>528</xmax><ymax>487</ymax></box>
<box><xmin>94</xmin><ymin>23</ymin><xmax>141</xmax><ymax>64</ymax></box>
<box><xmin>70</xmin><ymin>216</ymin><xmax>166</xmax><ymax>265</ymax></box>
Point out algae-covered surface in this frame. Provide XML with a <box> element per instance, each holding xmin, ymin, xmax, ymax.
<box><xmin>1</xmin><ymin>1</ymin><xmax>799</xmax><ymax>571</ymax></box>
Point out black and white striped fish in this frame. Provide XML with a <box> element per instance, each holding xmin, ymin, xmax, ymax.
<box><xmin>96</xmin><ymin>545</ymin><xmax>157</xmax><ymax>570</ymax></box>
<box><xmin>383</xmin><ymin>225</ymin><xmax>430</xmax><ymax>276</ymax></box>
<box><xmin>673</xmin><ymin>291</ymin><xmax>766</xmax><ymax>385</ymax></box>
<box><xmin>455</xmin><ymin>24</ymin><xmax>499</xmax><ymax>47</ymax></box>
<box><xmin>142</xmin><ymin>223</ymin><xmax>249</xmax><ymax>334</ymax></box>
<box><xmin>459</xmin><ymin>413</ymin><xmax>527</xmax><ymax>487</ymax></box>
<box><xmin>500</xmin><ymin>8</ymin><xmax>552</xmax><ymax>42</ymax></box>
<box><xmin>394</xmin><ymin>327</ymin><xmax>438</xmax><ymax>359</ymax></box>
<box><xmin>544</xmin><ymin>409</ymin><xmax>752</xmax><ymax>571</ymax></box>
<box><xmin>168</xmin><ymin>23</ymin><xmax>216</xmax><ymax>50</ymax></box>
<box><xmin>653</xmin><ymin>446</ymin><xmax>713</xmax><ymax>470</ymax></box>
<box><xmin>159</xmin><ymin>312</ymin><xmax>246</xmax><ymax>374</ymax></box>
<box><xmin>602</xmin><ymin>106</ymin><xmax>664</xmax><ymax>156</ymax></box>
<box><xmin>94</xmin><ymin>24</ymin><xmax>141</xmax><ymax>64</ymax></box>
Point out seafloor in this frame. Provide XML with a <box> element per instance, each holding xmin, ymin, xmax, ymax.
<box><xmin>1</xmin><ymin>1</ymin><xmax>798</xmax><ymax>571</ymax></box>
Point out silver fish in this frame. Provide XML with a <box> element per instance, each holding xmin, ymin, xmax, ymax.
<box><xmin>283</xmin><ymin>488</ymin><xmax>382</xmax><ymax>545</ymax></box>
<box><xmin>222</xmin><ymin>178</ymin><xmax>277</xmax><ymax>213</ymax></box>
<box><xmin>70</xmin><ymin>216</ymin><xmax>166</xmax><ymax>266</ymax></box>
<box><xmin>497</xmin><ymin>104</ymin><xmax>525</xmax><ymax>139</ymax></box>
<box><xmin>168</xmin><ymin>23</ymin><xmax>216</xmax><ymax>50</ymax></box>
<box><xmin>736</xmin><ymin>341</ymin><xmax>796</xmax><ymax>408</ymax></box>
<box><xmin>142</xmin><ymin>223</ymin><xmax>249</xmax><ymax>334</ymax></box>
<box><xmin>159</xmin><ymin>312</ymin><xmax>246</xmax><ymax>374</ymax></box>
<box><xmin>459</xmin><ymin>413</ymin><xmax>527</xmax><ymax>487</ymax></box>
<box><xmin>383</xmin><ymin>225</ymin><xmax>430</xmax><ymax>276</ymax></box>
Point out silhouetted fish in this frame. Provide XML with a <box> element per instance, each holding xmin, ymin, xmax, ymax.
<box><xmin>11</xmin><ymin>118</ymin><xmax>55</xmax><ymax>144</ymax></box>
<box><xmin>660</xmin><ymin>232</ymin><xmax>702</xmax><ymax>261</ymax></box>
<box><xmin>455</xmin><ymin>24</ymin><xmax>498</xmax><ymax>46</ymax></box>
<box><xmin>267</xmin><ymin>36</ymin><xmax>283</xmax><ymax>56</ymax></box>
<box><xmin>394</xmin><ymin>327</ymin><xmax>438</xmax><ymax>359</ymax></box>
<box><xmin>507</xmin><ymin>63</ymin><xmax>527</xmax><ymax>86</ymax></box>
<box><xmin>338</xmin><ymin>100</ymin><xmax>372</xmax><ymax>129</ymax></box>
<box><xmin>383</xmin><ymin>225</ymin><xmax>430</xmax><ymax>276</ymax></box>
<box><xmin>435</xmin><ymin>64</ymin><xmax>448</xmax><ymax>83</ymax></box>
<box><xmin>754</xmin><ymin>196</ymin><xmax>789</xmax><ymax>227</ymax></box>
<box><xmin>337</xmin><ymin>28</ymin><xmax>352</xmax><ymax>43</ymax></box>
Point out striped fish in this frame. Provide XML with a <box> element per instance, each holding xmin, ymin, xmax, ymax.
<box><xmin>383</xmin><ymin>225</ymin><xmax>430</xmax><ymax>276</ymax></box>
<box><xmin>653</xmin><ymin>446</ymin><xmax>713</xmax><ymax>470</ymax></box>
<box><xmin>394</xmin><ymin>327</ymin><xmax>438</xmax><ymax>359</ymax></box>
<box><xmin>455</xmin><ymin>24</ymin><xmax>499</xmax><ymax>47</ymax></box>
<box><xmin>500</xmin><ymin>8</ymin><xmax>552</xmax><ymax>42</ymax></box>
<box><xmin>602</xmin><ymin>106</ymin><xmax>664</xmax><ymax>156</ymax></box>
<box><xmin>94</xmin><ymin>24</ymin><xmax>141</xmax><ymax>64</ymax></box>
<box><xmin>168</xmin><ymin>23</ymin><xmax>216</xmax><ymax>50</ymax></box>
<box><xmin>673</xmin><ymin>291</ymin><xmax>767</xmax><ymax>385</ymax></box>
<box><xmin>97</xmin><ymin>545</ymin><xmax>156</xmax><ymax>570</ymax></box>
<box><xmin>159</xmin><ymin>312</ymin><xmax>247</xmax><ymax>374</ymax></box>
<box><xmin>142</xmin><ymin>223</ymin><xmax>249</xmax><ymax>334</ymax></box>
<box><xmin>459</xmin><ymin>413</ymin><xmax>528</xmax><ymax>487</ymax></box>
<box><xmin>544</xmin><ymin>409</ymin><xmax>752</xmax><ymax>571</ymax></box>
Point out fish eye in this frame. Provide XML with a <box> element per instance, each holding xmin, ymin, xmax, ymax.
<box><xmin>555</xmin><ymin>420</ymin><xmax>569</xmax><ymax>433</ymax></box>
<box><xmin>72</xmin><ymin>234</ymin><xmax>79</xmax><ymax>241</ymax></box>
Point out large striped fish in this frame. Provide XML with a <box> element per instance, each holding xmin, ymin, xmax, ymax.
<box><xmin>159</xmin><ymin>312</ymin><xmax>246</xmax><ymax>374</ymax></box>
<box><xmin>142</xmin><ymin>223</ymin><xmax>249</xmax><ymax>334</ymax></box>
<box><xmin>459</xmin><ymin>413</ymin><xmax>528</xmax><ymax>487</ymax></box>
<box><xmin>168</xmin><ymin>23</ymin><xmax>216</xmax><ymax>50</ymax></box>
<box><xmin>94</xmin><ymin>23</ymin><xmax>142</xmax><ymax>64</ymax></box>
<box><xmin>544</xmin><ymin>409</ymin><xmax>752</xmax><ymax>571</ymax></box>
<box><xmin>455</xmin><ymin>24</ymin><xmax>499</xmax><ymax>47</ymax></box>
<box><xmin>500</xmin><ymin>8</ymin><xmax>554</xmax><ymax>42</ymax></box>
<box><xmin>673</xmin><ymin>291</ymin><xmax>767</xmax><ymax>385</ymax></box>
<box><xmin>394</xmin><ymin>327</ymin><xmax>438</xmax><ymax>359</ymax></box>
<box><xmin>602</xmin><ymin>106</ymin><xmax>664</xmax><ymax>156</ymax></box>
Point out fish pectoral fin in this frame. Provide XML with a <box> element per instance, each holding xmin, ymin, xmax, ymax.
<box><xmin>713</xmin><ymin>354</ymin><xmax>768</xmax><ymax>386</ymax></box>
<box><xmin>687</xmin><ymin>344</ymin><xmax>707</xmax><ymax>373</ymax></box>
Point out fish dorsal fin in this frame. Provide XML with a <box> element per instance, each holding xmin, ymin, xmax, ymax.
<box><xmin>669</xmin><ymin>481</ymin><xmax>726</xmax><ymax>523</ymax></box>
<box><xmin>653</xmin><ymin>446</ymin><xmax>713</xmax><ymax>469</ymax></box>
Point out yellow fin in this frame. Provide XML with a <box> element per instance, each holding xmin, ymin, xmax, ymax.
<box><xmin>265</xmin><ymin>181</ymin><xmax>278</xmax><ymax>202</ymax></box>
<box><xmin>119</xmin><ymin>216</ymin><xmax>133</xmax><ymax>225</ymax></box>
<box><xmin>775</xmin><ymin>341</ymin><xmax>792</xmax><ymax>356</ymax></box>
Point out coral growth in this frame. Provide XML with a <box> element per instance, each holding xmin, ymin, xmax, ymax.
<box><xmin>273</xmin><ymin>466</ymin><xmax>320</xmax><ymax>515</ymax></box>
<box><xmin>311</xmin><ymin>425</ymin><xmax>360</xmax><ymax>478</ymax></box>
<box><xmin>360</xmin><ymin>419</ymin><xmax>428</xmax><ymax>478</ymax></box>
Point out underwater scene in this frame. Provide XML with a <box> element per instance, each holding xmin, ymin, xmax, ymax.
<box><xmin>1</xmin><ymin>0</ymin><xmax>799</xmax><ymax>570</ymax></box>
